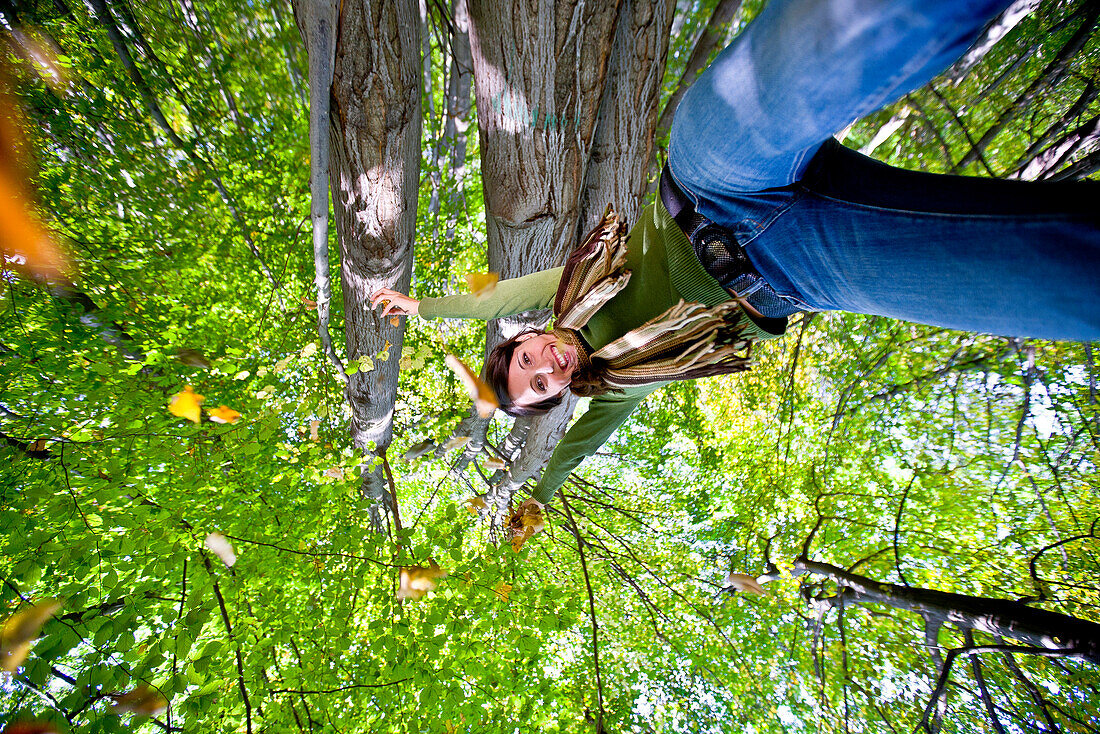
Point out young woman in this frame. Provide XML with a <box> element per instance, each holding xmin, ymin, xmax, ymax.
<box><xmin>371</xmin><ymin>0</ymin><xmax>1100</xmax><ymax>505</ymax></box>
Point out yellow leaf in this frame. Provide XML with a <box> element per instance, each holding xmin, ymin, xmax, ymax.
<box><xmin>300</xmin><ymin>342</ymin><xmax>318</xmax><ymax>358</ymax></box>
<box><xmin>109</xmin><ymin>684</ymin><xmax>168</xmax><ymax>716</ymax></box>
<box><xmin>441</xmin><ymin>435</ymin><xmax>471</xmax><ymax>453</ymax></box>
<box><xmin>397</xmin><ymin>562</ymin><xmax>447</xmax><ymax>601</ymax></box>
<box><xmin>465</xmin><ymin>272</ymin><xmax>499</xmax><ymax>298</ymax></box>
<box><xmin>444</xmin><ymin>354</ymin><xmax>498</xmax><ymax>418</ymax></box>
<box><xmin>723</xmin><ymin>572</ymin><xmax>766</xmax><ymax>595</ymax></box>
<box><xmin>204</xmin><ymin>533</ymin><xmax>237</xmax><ymax>567</ymax></box>
<box><xmin>207</xmin><ymin>405</ymin><xmax>241</xmax><ymax>424</ymax></box>
<box><xmin>309</xmin><ymin>420</ymin><xmax>320</xmax><ymax>442</ymax></box>
<box><xmin>167</xmin><ymin>385</ymin><xmax>204</xmax><ymax>423</ymax></box>
<box><xmin>1</xmin><ymin>599</ymin><xmax>63</xmax><ymax>672</ymax></box>
<box><xmin>483</xmin><ymin>455</ymin><xmax>507</xmax><ymax>471</ymax></box>
<box><xmin>466</xmin><ymin>496</ymin><xmax>488</xmax><ymax>516</ymax></box>
<box><xmin>323</xmin><ymin>467</ymin><xmax>343</xmax><ymax>480</ymax></box>
<box><xmin>494</xmin><ymin>582</ymin><xmax>512</xmax><ymax>601</ymax></box>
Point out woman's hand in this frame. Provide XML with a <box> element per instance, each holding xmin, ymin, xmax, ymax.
<box><xmin>370</xmin><ymin>287</ymin><xmax>419</xmax><ymax>317</ymax></box>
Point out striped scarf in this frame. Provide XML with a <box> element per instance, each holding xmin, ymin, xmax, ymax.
<box><xmin>552</xmin><ymin>205</ymin><xmax>752</xmax><ymax>391</ymax></box>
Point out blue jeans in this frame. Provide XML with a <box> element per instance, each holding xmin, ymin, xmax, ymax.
<box><xmin>668</xmin><ymin>0</ymin><xmax>1100</xmax><ymax>341</ymax></box>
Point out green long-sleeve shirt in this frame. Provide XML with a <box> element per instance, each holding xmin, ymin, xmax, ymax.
<box><xmin>419</xmin><ymin>195</ymin><xmax>786</xmax><ymax>503</ymax></box>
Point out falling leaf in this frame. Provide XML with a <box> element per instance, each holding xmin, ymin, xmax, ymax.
<box><xmin>483</xmin><ymin>455</ymin><xmax>507</xmax><ymax>471</ymax></box>
<box><xmin>323</xmin><ymin>467</ymin><xmax>343</xmax><ymax>480</ymax></box>
<box><xmin>167</xmin><ymin>385</ymin><xmax>204</xmax><ymax>423</ymax></box>
<box><xmin>402</xmin><ymin>439</ymin><xmax>436</xmax><ymax>461</ymax></box>
<box><xmin>2</xmin><ymin>720</ymin><xmax>61</xmax><ymax>734</ymax></box>
<box><xmin>301</xmin><ymin>297</ymin><xmax>318</xmax><ymax>309</ymax></box>
<box><xmin>723</xmin><ymin>572</ymin><xmax>766</xmax><ymax>596</ymax></box>
<box><xmin>109</xmin><ymin>684</ymin><xmax>168</xmax><ymax>716</ymax></box>
<box><xmin>309</xmin><ymin>420</ymin><xmax>320</xmax><ymax>442</ymax></box>
<box><xmin>204</xmin><ymin>533</ymin><xmax>237</xmax><ymax>567</ymax></box>
<box><xmin>399</xmin><ymin>355</ymin><xmax>413</xmax><ymax>370</ymax></box>
<box><xmin>390</xmin><ymin>316</ymin><xmax>400</xmax><ymax>327</ymax></box>
<box><xmin>174</xmin><ymin>348</ymin><xmax>211</xmax><ymax>368</ymax></box>
<box><xmin>444</xmin><ymin>354</ymin><xmax>498</xmax><ymax>418</ymax></box>
<box><xmin>207</xmin><ymin>405</ymin><xmax>241</xmax><ymax>424</ymax></box>
<box><xmin>397</xmin><ymin>562</ymin><xmax>447</xmax><ymax>601</ymax></box>
<box><xmin>465</xmin><ymin>272</ymin><xmax>499</xmax><ymax>298</ymax></box>
<box><xmin>300</xmin><ymin>342</ymin><xmax>318</xmax><ymax>358</ymax></box>
<box><xmin>0</xmin><ymin>89</ymin><xmax>73</xmax><ymax>283</ymax></box>
<box><xmin>508</xmin><ymin>499</ymin><xmax>545</xmax><ymax>552</ymax></box>
<box><xmin>1</xmin><ymin>599</ymin><xmax>63</xmax><ymax>672</ymax></box>
<box><xmin>466</xmin><ymin>496</ymin><xmax>488</xmax><ymax>516</ymax></box>
<box><xmin>441</xmin><ymin>435</ymin><xmax>471</xmax><ymax>453</ymax></box>
<box><xmin>494</xmin><ymin>582</ymin><xmax>512</xmax><ymax>601</ymax></box>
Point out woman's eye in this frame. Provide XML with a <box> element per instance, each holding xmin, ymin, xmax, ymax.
<box><xmin>522</xmin><ymin>353</ymin><xmax>530</xmax><ymax>366</ymax></box>
<box><xmin>536</xmin><ymin>377</ymin><xmax>545</xmax><ymax>392</ymax></box>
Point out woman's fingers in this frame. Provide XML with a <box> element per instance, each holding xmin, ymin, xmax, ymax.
<box><xmin>370</xmin><ymin>288</ymin><xmax>416</xmax><ymax>317</ymax></box>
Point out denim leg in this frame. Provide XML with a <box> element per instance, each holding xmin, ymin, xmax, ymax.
<box><xmin>750</xmin><ymin>142</ymin><xmax>1100</xmax><ymax>340</ymax></box>
<box><xmin>669</xmin><ymin>0</ymin><xmax>1015</xmax><ymax>196</ymax></box>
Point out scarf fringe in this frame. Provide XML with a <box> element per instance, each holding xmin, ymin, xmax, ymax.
<box><xmin>553</xmin><ymin>204</ymin><xmax>754</xmax><ymax>391</ymax></box>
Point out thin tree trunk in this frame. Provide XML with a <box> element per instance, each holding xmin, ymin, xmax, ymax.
<box><xmin>653</xmin><ymin>0</ymin><xmax>742</xmax><ymax>148</ymax></box>
<box><xmin>325</xmin><ymin>0</ymin><xmax>422</xmax><ymax>530</ymax></box>
<box><xmin>291</xmin><ymin>0</ymin><xmax>345</xmax><ymax>382</ymax></box>
<box><xmin>443</xmin><ymin>0</ymin><xmax>472</xmax><ymax>241</ymax></box>
<box><xmin>952</xmin><ymin>3</ymin><xmax>1100</xmax><ymax>173</ymax></box>
<box><xmin>794</xmin><ymin>557</ymin><xmax>1100</xmax><ymax>664</ymax></box>
<box><xmin>943</xmin><ymin>0</ymin><xmax>1041</xmax><ymax>83</ymax></box>
<box><xmin>1007</xmin><ymin>81</ymin><xmax>1097</xmax><ymax>176</ymax></box>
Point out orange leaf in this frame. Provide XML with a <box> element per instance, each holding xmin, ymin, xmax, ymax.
<box><xmin>110</xmin><ymin>684</ymin><xmax>168</xmax><ymax>716</ymax></box>
<box><xmin>309</xmin><ymin>420</ymin><xmax>320</xmax><ymax>442</ymax></box>
<box><xmin>323</xmin><ymin>467</ymin><xmax>343</xmax><ymax>480</ymax></box>
<box><xmin>0</xmin><ymin>95</ymin><xmax>73</xmax><ymax>282</ymax></box>
<box><xmin>397</xmin><ymin>562</ymin><xmax>447</xmax><ymax>601</ymax></box>
<box><xmin>494</xmin><ymin>582</ymin><xmax>512</xmax><ymax>601</ymax></box>
<box><xmin>3</xmin><ymin>720</ymin><xmax>62</xmax><ymax>734</ymax></box>
<box><xmin>1</xmin><ymin>599</ymin><xmax>63</xmax><ymax>673</ymax></box>
<box><xmin>444</xmin><ymin>354</ymin><xmax>498</xmax><ymax>418</ymax></box>
<box><xmin>507</xmin><ymin>499</ymin><xmax>545</xmax><ymax>552</ymax></box>
<box><xmin>168</xmin><ymin>385</ymin><xmax>204</xmax><ymax>423</ymax></box>
<box><xmin>207</xmin><ymin>405</ymin><xmax>240</xmax><ymax>424</ymax></box>
<box><xmin>465</xmin><ymin>272</ymin><xmax>498</xmax><ymax>298</ymax></box>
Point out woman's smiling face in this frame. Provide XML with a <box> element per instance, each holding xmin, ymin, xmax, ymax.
<box><xmin>506</xmin><ymin>332</ymin><xmax>578</xmax><ymax>407</ymax></box>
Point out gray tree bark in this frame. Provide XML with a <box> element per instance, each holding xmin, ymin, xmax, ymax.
<box><xmin>794</xmin><ymin>557</ymin><xmax>1100</xmax><ymax>664</ymax></box>
<box><xmin>473</xmin><ymin>0</ymin><xmax>676</xmax><ymax>510</ymax></box>
<box><xmin>296</xmin><ymin>0</ymin><xmax>422</xmax><ymax>531</ymax></box>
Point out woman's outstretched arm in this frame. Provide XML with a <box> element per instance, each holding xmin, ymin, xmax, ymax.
<box><xmin>370</xmin><ymin>268</ymin><xmax>565</xmax><ymax>323</ymax></box>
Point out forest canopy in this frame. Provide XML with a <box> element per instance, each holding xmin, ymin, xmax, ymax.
<box><xmin>1</xmin><ymin>0</ymin><xmax>1099</xmax><ymax>732</ymax></box>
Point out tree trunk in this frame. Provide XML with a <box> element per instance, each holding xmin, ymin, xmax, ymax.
<box><xmin>795</xmin><ymin>557</ymin><xmax>1100</xmax><ymax>664</ymax></box>
<box><xmin>483</xmin><ymin>0</ymin><xmax>676</xmax><ymax>503</ymax></box>
<box><xmin>321</xmin><ymin>0</ymin><xmax>422</xmax><ymax>530</ymax></box>
<box><xmin>952</xmin><ymin>3</ymin><xmax>1100</xmax><ymax>173</ymax></box>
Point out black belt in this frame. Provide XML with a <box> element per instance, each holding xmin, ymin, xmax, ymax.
<box><xmin>659</xmin><ymin>164</ymin><xmax>763</xmax><ymax>289</ymax></box>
